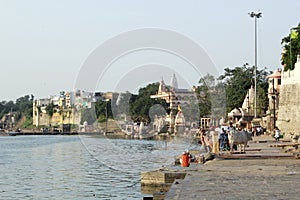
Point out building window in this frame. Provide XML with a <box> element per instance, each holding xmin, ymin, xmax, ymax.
<box><xmin>277</xmin><ymin>79</ymin><xmax>281</xmax><ymax>85</ymax></box>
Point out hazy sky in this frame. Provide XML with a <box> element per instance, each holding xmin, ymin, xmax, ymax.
<box><xmin>1</xmin><ymin>0</ymin><xmax>299</xmax><ymax>101</ymax></box>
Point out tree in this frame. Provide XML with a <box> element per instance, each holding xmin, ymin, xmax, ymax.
<box><xmin>211</xmin><ymin>81</ymin><xmax>227</xmax><ymax>120</ymax></box>
<box><xmin>0</xmin><ymin>95</ymin><xmax>34</xmax><ymax>128</ymax></box>
<box><xmin>195</xmin><ymin>74</ymin><xmax>214</xmax><ymax>118</ymax></box>
<box><xmin>15</xmin><ymin>95</ymin><xmax>33</xmax><ymax>119</ymax></box>
<box><xmin>45</xmin><ymin>102</ymin><xmax>55</xmax><ymax>117</ymax></box>
<box><xmin>281</xmin><ymin>23</ymin><xmax>300</xmax><ymax>71</ymax></box>
<box><xmin>218</xmin><ymin>64</ymin><xmax>270</xmax><ymax>116</ymax></box>
<box><xmin>129</xmin><ymin>83</ymin><xmax>167</xmax><ymax>123</ymax></box>
<box><xmin>0</xmin><ymin>101</ymin><xmax>16</xmax><ymax>119</ymax></box>
<box><xmin>194</xmin><ymin>73</ymin><xmax>227</xmax><ymax>120</ymax></box>
<box><xmin>95</xmin><ymin>100</ymin><xmax>112</xmax><ymax>122</ymax></box>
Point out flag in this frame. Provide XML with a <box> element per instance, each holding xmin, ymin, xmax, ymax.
<box><xmin>291</xmin><ymin>30</ymin><xmax>298</xmax><ymax>39</ymax></box>
<box><xmin>178</xmin><ymin>104</ymin><xmax>181</xmax><ymax>112</ymax></box>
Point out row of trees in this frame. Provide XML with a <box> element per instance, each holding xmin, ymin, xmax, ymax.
<box><xmin>0</xmin><ymin>95</ymin><xmax>34</xmax><ymax>128</ymax></box>
<box><xmin>184</xmin><ymin>64</ymin><xmax>269</xmax><ymax>121</ymax></box>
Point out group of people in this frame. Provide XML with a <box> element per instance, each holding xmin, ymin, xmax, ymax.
<box><xmin>217</xmin><ymin>122</ymin><xmax>237</xmax><ymax>151</ymax></box>
<box><xmin>180</xmin><ymin>123</ymin><xmax>282</xmax><ymax>167</ymax></box>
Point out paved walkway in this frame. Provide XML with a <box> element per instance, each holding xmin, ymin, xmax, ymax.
<box><xmin>165</xmin><ymin>135</ymin><xmax>300</xmax><ymax>200</ymax></box>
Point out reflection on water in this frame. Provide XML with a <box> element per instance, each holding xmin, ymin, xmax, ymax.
<box><xmin>0</xmin><ymin>135</ymin><xmax>193</xmax><ymax>199</ymax></box>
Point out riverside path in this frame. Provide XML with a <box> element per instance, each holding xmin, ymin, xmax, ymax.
<box><xmin>165</xmin><ymin>135</ymin><xmax>300</xmax><ymax>200</ymax></box>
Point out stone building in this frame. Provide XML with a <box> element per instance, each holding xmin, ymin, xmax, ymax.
<box><xmin>33</xmin><ymin>90</ymin><xmax>104</xmax><ymax>128</ymax></box>
<box><xmin>33</xmin><ymin>95</ymin><xmax>80</xmax><ymax>128</ymax></box>
<box><xmin>277</xmin><ymin>55</ymin><xmax>300</xmax><ymax>140</ymax></box>
<box><xmin>150</xmin><ymin>74</ymin><xmax>197</xmax><ymax>133</ymax></box>
<box><xmin>150</xmin><ymin>74</ymin><xmax>197</xmax><ymax>108</ymax></box>
<box><xmin>266</xmin><ymin>69</ymin><xmax>281</xmax><ymax>132</ymax></box>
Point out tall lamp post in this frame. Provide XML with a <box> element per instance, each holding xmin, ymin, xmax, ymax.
<box><xmin>249</xmin><ymin>11</ymin><xmax>262</xmax><ymax>118</ymax></box>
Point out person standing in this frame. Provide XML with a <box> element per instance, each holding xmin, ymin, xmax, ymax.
<box><xmin>274</xmin><ymin>127</ymin><xmax>281</xmax><ymax>142</ymax></box>
<box><xmin>219</xmin><ymin>128</ymin><xmax>226</xmax><ymax>151</ymax></box>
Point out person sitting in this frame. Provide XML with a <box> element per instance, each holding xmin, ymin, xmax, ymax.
<box><xmin>274</xmin><ymin>127</ymin><xmax>281</xmax><ymax>142</ymax></box>
<box><xmin>180</xmin><ymin>151</ymin><xmax>190</xmax><ymax>167</ymax></box>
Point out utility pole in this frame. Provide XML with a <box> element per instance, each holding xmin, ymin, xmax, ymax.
<box><xmin>249</xmin><ymin>11</ymin><xmax>262</xmax><ymax>118</ymax></box>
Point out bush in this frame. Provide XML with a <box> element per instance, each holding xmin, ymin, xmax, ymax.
<box><xmin>21</xmin><ymin>117</ymin><xmax>34</xmax><ymax>128</ymax></box>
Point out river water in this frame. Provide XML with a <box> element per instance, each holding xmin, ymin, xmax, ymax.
<box><xmin>0</xmin><ymin>135</ymin><xmax>195</xmax><ymax>199</ymax></box>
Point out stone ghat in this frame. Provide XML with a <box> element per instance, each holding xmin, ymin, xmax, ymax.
<box><xmin>165</xmin><ymin>158</ymin><xmax>300</xmax><ymax>200</ymax></box>
<box><xmin>164</xmin><ymin>135</ymin><xmax>300</xmax><ymax>200</ymax></box>
<box><xmin>141</xmin><ymin>171</ymin><xmax>187</xmax><ymax>186</ymax></box>
<box><xmin>143</xmin><ymin>135</ymin><xmax>300</xmax><ymax>200</ymax></box>
<box><xmin>141</xmin><ymin>170</ymin><xmax>187</xmax><ymax>200</ymax></box>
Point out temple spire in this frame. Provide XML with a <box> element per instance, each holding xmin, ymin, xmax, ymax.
<box><xmin>170</xmin><ymin>73</ymin><xmax>178</xmax><ymax>90</ymax></box>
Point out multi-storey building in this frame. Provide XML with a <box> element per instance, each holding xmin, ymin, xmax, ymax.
<box><xmin>33</xmin><ymin>90</ymin><xmax>104</xmax><ymax>128</ymax></box>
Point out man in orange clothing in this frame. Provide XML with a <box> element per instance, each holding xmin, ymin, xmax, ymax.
<box><xmin>180</xmin><ymin>151</ymin><xmax>190</xmax><ymax>167</ymax></box>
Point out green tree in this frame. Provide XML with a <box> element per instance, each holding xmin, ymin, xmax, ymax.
<box><xmin>194</xmin><ymin>73</ymin><xmax>227</xmax><ymax>120</ymax></box>
<box><xmin>45</xmin><ymin>102</ymin><xmax>55</xmax><ymax>117</ymax></box>
<box><xmin>0</xmin><ymin>95</ymin><xmax>34</xmax><ymax>128</ymax></box>
<box><xmin>195</xmin><ymin>74</ymin><xmax>214</xmax><ymax>118</ymax></box>
<box><xmin>129</xmin><ymin>83</ymin><xmax>167</xmax><ymax>123</ymax></box>
<box><xmin>0</xmin><ymin>101</ymin><xmax>16</xmax><ymax>119</ymax></box>
<box><xmin>281</xmin><ymin>23</ymin><xmax>300</xmax><ymax>71</ymax></box>
<box><xmin>218</xmin><ymin>64</ymin><xmax>270</xmax><ymax>117</ymax></box>
<box><xmin>211</xmin><ymin>81</ymin><xmax>227</xmax><ymax>120</ymax></box>
<box><xmin>95</xmin><ymin>100</ymin><xmax>112</xmax><ymax>122</ymax></box>
<box><xmin>15</xmin><ymin>95</ymin><xmax>33</xmax><ymax>118</ymax></box>
<box><xmin>180</xmin><ymin>95</ymin><xmax>200</xmax><ymax>122</ymax></box>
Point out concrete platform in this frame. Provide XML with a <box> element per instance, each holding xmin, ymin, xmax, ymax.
<box><xmin>164</xmin><ymin>135</ymin><xmax>300</xmax><ymax>200</ymax></box>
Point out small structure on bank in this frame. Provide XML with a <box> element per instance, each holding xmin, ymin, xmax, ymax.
<box><xmin>227</xmin><ymin>107</ymin><xmax>253</xmax><ymax>129</ymax></box>
<box><xmin>150</xmin><ymin>74</ymin><xmax>196</xmax><ymax>135</ymax></box>
<box><xmin>265</xmin><ymin>69</ymin><xmax>281</xmax><ymax>133</ymax></box>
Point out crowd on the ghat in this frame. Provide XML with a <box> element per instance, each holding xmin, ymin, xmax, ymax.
<box><xmin>180</xmin><ymin>122</ymin><xmax>282</xmax><ymax>167</ymax></box>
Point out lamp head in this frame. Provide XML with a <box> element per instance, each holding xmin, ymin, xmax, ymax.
<box><xmin>257</xmin><ymin>12</ymin><xmax>262</xmax><ymax>18</ymax></box>
<box><xmin>248</xmin><ymin>12</ymin><xmax>262</xmax><ymax>18</ymax></box>
<box><xmin>249</xmin><ymin>12</ymin><xmax>255</xmax><ymax>18</ymax></box>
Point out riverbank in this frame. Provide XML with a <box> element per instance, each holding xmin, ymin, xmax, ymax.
<box><xmin>164</xmin><ymin>135</ymin><xmax>300</xmax><ymax>200</ymax></box>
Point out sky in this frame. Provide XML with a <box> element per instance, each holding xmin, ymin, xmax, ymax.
<box><xmin>0</xmin><ymin>0</ymin><xmax>300</xmax><ymax>101</ymax></box>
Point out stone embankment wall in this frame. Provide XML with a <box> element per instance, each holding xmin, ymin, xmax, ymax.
<box><xmin>33</xmin><ymin>109</ymin><xmax>81</xmax><ymax>127</ymax></box>
<box><xmin>277</xmin><ymin>56</ymin><xmax>300</xmax><ymax>141</ymax></box>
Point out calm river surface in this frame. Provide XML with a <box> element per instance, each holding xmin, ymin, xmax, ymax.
<box><xmin>0</xmin><ymin>135</ymin><xmax>194</xmax><ymax>199</ymax></box>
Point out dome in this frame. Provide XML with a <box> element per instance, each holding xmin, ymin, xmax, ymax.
<box><xmin>228</xmin><ymin>108</ymin><xmax>241</xmax><ymax>116</ymax></box>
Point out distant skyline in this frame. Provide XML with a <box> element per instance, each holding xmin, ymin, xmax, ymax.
<box><xmin>1</xmin><ymin>0</ymin><xmax>300</xmax><ymax>101</ymax></box>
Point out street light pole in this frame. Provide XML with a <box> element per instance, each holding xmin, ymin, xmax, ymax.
<box><xmin>249</xmin><ymin>11</ymin><xmax>262</xmax><ymax>118</ymax></box>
